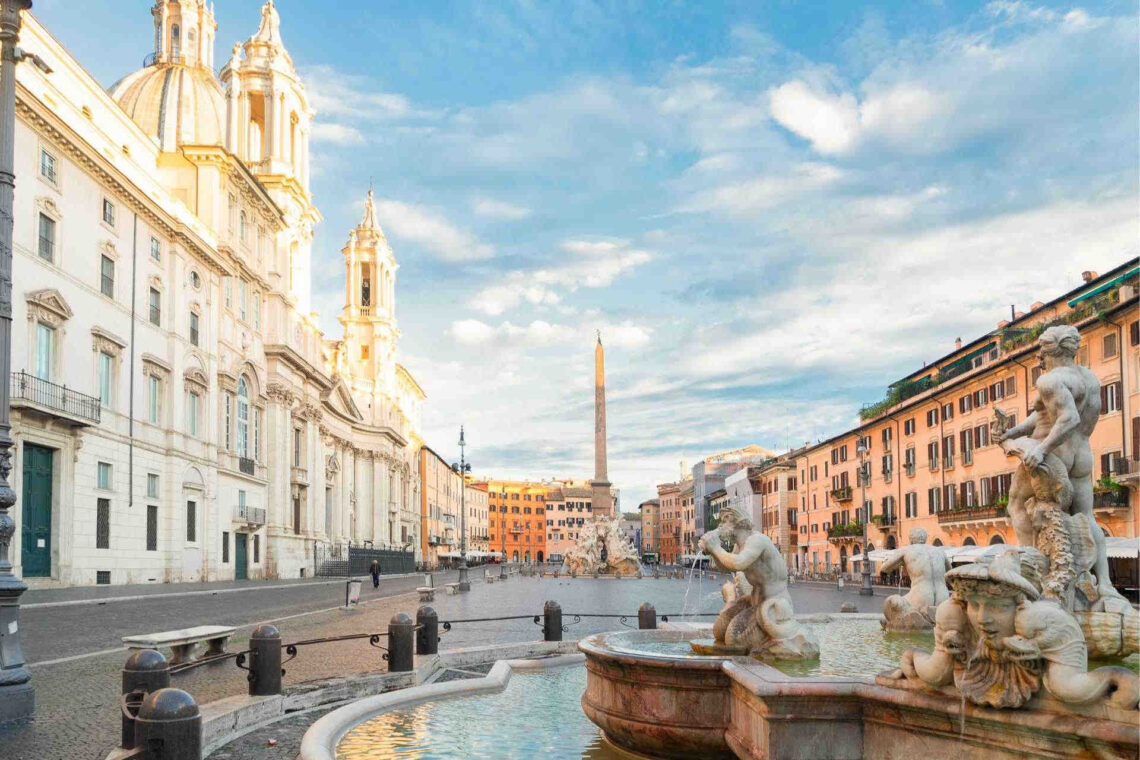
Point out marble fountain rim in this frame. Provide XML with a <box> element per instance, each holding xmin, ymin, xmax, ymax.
<box><xmin>297</xmin><ymin>653</ymin><xmax>586</xmax><ymax>760</ymax></box>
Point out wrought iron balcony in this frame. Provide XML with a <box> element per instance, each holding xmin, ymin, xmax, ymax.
<box><xmin>937</xmin><ymin>504</ymin><xmax>1008</xmax><ymax>524</ymax></box>
<box><xmin>1092</xmin><ymin>489</ymin><xmax>1129</xmax><ymax>510</ymax></box>
<box><xmin>11</xmin><ymin>371</ymin><xmax>100</xmax><ymax>425</ymax></box>
<box><xmin>830</xmin><ymin>486</ymin><xmax>853</xmax><ymax>502</ymax></box>
<box><xmin>236</xmin><ymin>503</ymin><xmax>266</xmax><ymax>525</ymax></box>
<box><xmin>239</xmin><ymin>457</ymin><xmax>255</xmax><ymax>476</ymax></box>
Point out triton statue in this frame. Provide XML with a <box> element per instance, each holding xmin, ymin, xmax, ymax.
<box><xmin>880</xmin><ymin>527</ymin><xmax>950</xmax><ymax>632</ymax></box>
<box><xmin>693</xmin><ymin>506</ymin><xmax>818</xmax><ymax>660</ymax></box>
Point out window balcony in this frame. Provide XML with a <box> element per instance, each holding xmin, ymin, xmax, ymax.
<box><xmin>1092</xmin><ymin>489</ymin><xmax>1129</xmax><ymax>510</ymax></box>
<box><xmin>291</xmin><ymin>466</ymin><xmax>308</xmax><ymax>485</ymax></box>
<box><xmin>235</xmin><ymin>503</ymin><xmax>266</xmax><ymax>525</ymax></box>
<box><xmin>937</xmin><ymin>504</ymin><xmax>1007</xmax><ymax>525</ymax></box>
<box><xmin>870</xmin><ymin>513</ymin><xmax>897</xmax><ymax>532</ymax></box>
<box><xmin>11</xmin><ymin>371</ymin><xmax>100</xmax><ymax>425</ymax></box>
<box><xmin>830</xmin><ymin>486</ymin><xmax>853</xmax><ymax>502</ymax></box>
<box><xmin>239</xmin><ymin>457</ymin><xmax>256</xmax><ymax>476</ymax></box>
<box><xmin>826</xmin><ymin>522</ymin><xmax>863</xmax><ymax>543</ymax></box>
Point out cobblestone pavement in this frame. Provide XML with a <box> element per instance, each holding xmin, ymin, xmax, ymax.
<box><xmin>2</xmin><ymin>575</ymin><xmax>884</xmax><ymax>760</ymax></box>
<box><xmin>22</xmin><ymin>574</ymin><xmax>380</xmax><ymax>606</ymax></box>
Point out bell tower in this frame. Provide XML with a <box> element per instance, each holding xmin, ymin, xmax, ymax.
<box><xmin>220</xmin><ymin>0</ymin><xmax>319</xmax><ymax>311</ymax></box>
<box><xmin>339</xmin><ymin>189</ymin><xmax>400</xmax><ymax>392</ymax></box>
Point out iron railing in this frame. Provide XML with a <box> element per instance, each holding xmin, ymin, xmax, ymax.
<box><xmin>314</xmin><ymin>542</ymin><xmax>415</xmax><ymax>577</ymax></box>
<box><xmin>11</xmin><ymin>371</ymin><xmax>101</xmax><ymax>423</ymax></box>
<box><xmin>1093</xmin><ymin>490</ymin><xmax>1129</xmax><ymax>509</ymax></box>
<box><xmin>239</xmin><ymin>457</ymin><xmax>255</xmax><ymax>475</ymax></box>
<box><xmin>236</xmin><ymin>503</ymin><xmax>266</xmax><ymax>524</ymax></box>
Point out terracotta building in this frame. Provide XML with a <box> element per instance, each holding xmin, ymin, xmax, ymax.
<box><xmin>483</xmin><ymin>479</ymin><xmax>548</xmax><ymax>563</ymax></box>
<box><xmin>793</xmin><ymin>262</ymin><xmax>1139</xmax><ymax>576</ymax></box>
<box><xmin>418</xmin><ymin>446</ymin><xmax>462</xmax><ymax>568</ymax></box>
<box><xmin>657</xmin><ymin>481</ymin><xmax>682</xmax><ymax>564</ymax></box>
<box><xmin>638</xmin><ymin>498</ymin><xmax>660</xmax><ymax>557</ymax></box>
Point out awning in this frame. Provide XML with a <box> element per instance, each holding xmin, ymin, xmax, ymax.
<box><xmin>850</xmin><ymin>549</ymin><xmax>893</xmax><ymax>563</ymax></box>
<box><xmin>1067</xmin><ymin>267</ymin><xmax>1138</xmax><ymax>307</ymax></box>
<box><xmin>1105</xmin><ymin>537</ymin><xmax>1140</xmax><ymax>559</ymax></box>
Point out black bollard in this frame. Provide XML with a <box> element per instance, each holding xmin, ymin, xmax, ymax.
<box><xmin>638</xmin><ymin>603</ymin><xmax>657</xmax><ymax>630</ymax></box>
<box><xmin>416</xmin><ymin>606</ymin><xmax>439</xmax><ymax>656</ymax></box>
<box><xmin>248</xmin><ymin>624</ymin><xmax>282</xmax><ymax>696</ymax></box>
<box><xmin>121</xmin><ymin>649</ymin><xmax>170</xmax><ymax>749</ymax></box>
<box><xmin>543</xmin><ymin>600</ymin><xmax>563</xmax><ymax>642</ymax></box>
<box><xmin>388</xmin><ymin>612</ymin><xmax>415</xmax><ymax>672</ymax></box>
<box><xmin>133</xmin><ymin>687</ymin><xmax>201</xmax><ymax>760</ymax></box>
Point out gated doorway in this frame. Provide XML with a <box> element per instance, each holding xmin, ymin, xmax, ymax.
<box><xmin>21</xmin><ymin>443</ymin><xmax>53</xmax><ymax>577</ymax></box>
<box><xmin>235</xmin><ymin>533</ymin><xmax>248</xmax><ymax>580</ymax></box>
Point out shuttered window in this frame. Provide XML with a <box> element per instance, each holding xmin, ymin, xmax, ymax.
<box><xmin>1130</xmin><ymin>320</ymin><xmax>1139</xmax><ymax>347</ymax></box>
<box><xmin>1004</xmin><ymin>376</ymin><xmax>1016</xmax><ymax>396</ymax></box>
<box><xmin>146</xmin><ymin>505</ymin><xmax>158</xmax><ymax>551</ymax></box>
<box><xmin>1100</xmin><ymin>381</ymin><xmax>1122</xmax><ymax>414</ymax></box>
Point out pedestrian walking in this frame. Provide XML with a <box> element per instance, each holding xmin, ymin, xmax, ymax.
<box><xmin>370</xmin><ymin>559</ymin><xmax>381</xmax><ymax>589</ymax></box>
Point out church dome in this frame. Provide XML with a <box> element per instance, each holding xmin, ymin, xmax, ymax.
<box><xmin>110</xmin><ymin>63</ymin><xmax>225</xmax><ymax>152</ymax></box>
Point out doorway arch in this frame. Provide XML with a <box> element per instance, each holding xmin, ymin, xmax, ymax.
<box><xmin>989</xmin><ymin>535</ymin><xmax>1005</xmax><ymax>545</ymax></box>
<box><xmin>963</xmin><ymin>536</ymin><xmax>976</xmax><ymax>546</ymax></box>
<box><xmin>537</xmin><ymin>551</ymin><xmax>544</xmax><ymax>563</ymax></box>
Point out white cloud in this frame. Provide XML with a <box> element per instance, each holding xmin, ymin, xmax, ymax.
<box><xmin>769</xmin><ymin>81</ymin><xmax>860</xmax><ymax>155</ymax></box>
<box><xmin>373</xmin><ymin>199</ymin><xmax>494</xmax><ymax>261</ymax></box>
<box><xmin>311</xmin><ymin>123</ymin><xmax>366</xmax><ymax>145</ymax></box>
<box><xmin>299</xmin><ymin>64</ymin><xmax>426</xmax><ymax>120</ymax></box>
<box><xmin>470</xmin><ymin>239</ymin><xmax>652</xmax><ymax>315</ymax></box>
<box><xmin>470</xmin><ymin>196</ymin><xmax>532</xmax><ymax>219</ymax></box>
<box><xmin>683</xmin><ymin>162</ymin><xmax>843</xmax><ymax>216</ymax></box>
<box><xmin>449</xmin><ymin>318</ymin><xmax>651</xmax><ymax>350</ymax></box>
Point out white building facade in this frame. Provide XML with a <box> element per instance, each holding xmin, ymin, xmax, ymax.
<box><xmin>10</xmin><ymin>1</ymin><xmax>424</xmax><ymax>587</ymax></box>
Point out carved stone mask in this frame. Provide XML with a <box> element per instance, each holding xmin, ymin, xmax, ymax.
<box><xmin>964</xmin><ymin>593</ymin><xmax>1018</xmax><ymax>644</ymax></box>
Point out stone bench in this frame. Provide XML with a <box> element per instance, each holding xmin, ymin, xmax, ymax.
<box><xmin>122</xmin><ymin>625</ymin><xmax>236</xmax><ymax>666</ymax></box>
<box><xmin>444</xmin><ymin>582</ymin><xmax>461</xmax><ymax>595</ymax></box>
<box><xmin>417</xmin><ymin>587</ymin><xmax>435</xmax><ymax>602</ymax></box>
<box><xmin>485</xmin><ymin>570</ymin><xmax>496</xmax><ymax>584</ymax></box>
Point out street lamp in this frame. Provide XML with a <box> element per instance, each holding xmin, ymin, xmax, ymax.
<box><xmin>452</xmin><ymin>426</ymin><xmax>471</xmax><ymax>592</ymax></box>
<box><xmin>858</xmin><ymin>439</ymin><xmax>873</xmax><ymax>596</ymax></box>
<box><xmin>0</xmin><ymin>0</ymin><xmax>40</xmax><ymax>723</ymax></box>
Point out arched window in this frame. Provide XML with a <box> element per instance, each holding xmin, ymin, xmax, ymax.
<box><xmin>236</xmin><ymin>376</ymin><xmax>250</xmax><ymax>457</ymax></box>
<box><xmin>932</xmin><ymin>538</ymin><xmax>943</xmax><ymax>546</ymax></box>
<box><xmin>963</xmin><ymin>536</ymin><xmax>976</xmax><ymax>546</ymax></box>
<box><xmin>989</xmin><ymin>535</ymin><xmax>1005</xmax><ymax>545</ymax></box>
<box><xmin>171</xmin><ymin>24</ymin><xmax>181</xmax><ymax>62</ymax></box>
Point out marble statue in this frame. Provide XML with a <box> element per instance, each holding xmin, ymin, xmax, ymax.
<box><xmin>561</xmin><ymin>515</ymin><xmax>640</xmax><ymax>576</ymax></box>
<box><xmin>880</xmin><ymin>527</ymin><xmax>950</xmax><ymax>632</ymax></box>
<box><xmin>992</xmin><ymin>325</ymin><xmax>1138</xmax><ymax>656</ymax></box>
<box><xmin>886</xmin><ymin>547</ymin><xmax>1138</xmax><ymax>710</ymax></box>
<box><xmin>693</xmin><ymin>506</ymin><xmax>819</xmax><ymax>660</ymax></box>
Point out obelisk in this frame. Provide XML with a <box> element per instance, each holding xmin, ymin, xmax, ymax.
<box><xmin>591</xmin><ymin>332</ymin><xmax>614</xmax><ymax>517</ymax></box>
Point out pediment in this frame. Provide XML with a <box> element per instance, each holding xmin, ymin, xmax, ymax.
<box><xmin>26</xmin><ymin>289</ymin><xmax>73</xmax><ymax>322</ymax></box>
<box><xmin>322</xmin><ymin>376</ymin><xmax>364</xmax><ymax>422</ymax></box>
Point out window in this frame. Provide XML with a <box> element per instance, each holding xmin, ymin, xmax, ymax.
<box><xmin>960</xmin><ymin>429</ymin><xmax>974</xmax><ymax>465</ymax></box>
<box><xmin>186</xmin><ymin>501</ymin><xmax>196</xmax><ymax>542</ymax></box>
<box><xmin>222</xmin><ymin>532</ymin><xmax>229</xmax><ymax>563</ymax></box>
<box><xmin>147</xmin><ymin>375</ymin><xmax>160</xmax><ymax>424</ymax></box>
<box><xmin>225</xmin><ymin>277</ymin><xmax>233</xmax><ymax>309</ymax></box>
<box><xmin>97</xmin><ymin>461</ymin><xmax>112</xmax><ymax>490</ymax></box>
<box><xmin>1102</xmin><ymin>381</ymin><xmax>1122</xmax><ymax>414</ymax></box>
<box><xmin>150</xmin><ymin>237</ymin><xmax>161</xmax><ymax>262</ymax></box>
<box><xmin>236</xmin><ymin>378</ymin><xmax>250</xmax><ymax>457</ymax></box>
<box><xmin>239</xmin><ymin>211</ymin><xmax>248</xmax><ymax>243</ymax></box>
<box><xmin>941</xmin><ymin>402</ymin><xmax>954</xmax><ymax>421</ymax></box>
<box><xmin>98</xmin><ymin>351</ymin><xmax>113</xmax><ymax>406</ymax></box>
<box><xmin>293</xmin><ymin>427</ymin><xmax>302</xmax><ymax>466</ymax></box>
<box><xmin>928</xmin><ymin>441</ymin><xmax>940</xmax><ymax>470</ymax></box>
<box><xmin>149</xmin><ymin>287</ymin><xmax>161</xmax><ymax>326</ymax></box>
<box><xmin>1130</xmin><ymin>320</ymin><xmax>1139</xmax><ymax>347</ymax></box>
<box><xmin>958</xmin><ymin>394</ymin><xmax>972</xmax><ymax>414</ymax></box>
<box><xmin>927</xmin><ymin>487</ymin><xmax>940</xmax><ymax>515</ymax></box>
<box><xmin>188</xmin><ymin>391</ymin><xmax>200</xmax><ymax>436</ymax></box>
<box><xmin>189</xmin><ymin>311</ymin><xmax>199</xmax><ymax>346</ymax></box>
<box><xmin>253</xmin><ymin>292</ymin><xmax>260</xmax><ymax>330</ymax></box>
<box><xmin>39</xmin><ymin>149</ymin><xmax>57</xmax><ymax>184</ymax></box>
<box><xmin>146</xmin><ymin>505</ymin><xmax>158</xmax><ymax>551</ymax></box>
<box><xmin>253</xmin><ymin>534</ymin><xmax>260</xmax><ymax>563</ymax></box>
<box><xmin>903</xmin><ymin>418</ymin><xmax>915</xmax><ymax>436</ymax></box>
<box><xmin>1103</xmin><ymin>333</ymin><xmax>1118</xmax><ymax>360</ymax></box>
<box><xmin>973</xmin><ymin>423</ymin><xmax>989</xmax><ymax>449</ymax></box>
<box><xmin>239</xmin><ymin>280</ymin><xmax>248</xmax><ymax>321</ymax></box>
<box><xmin>189</xmin><ymin>270</ymin><xmax>201</xmax><ymax>289</ymax></box>
<box><xmin>147</xmin><ymin>473</ymin><xmax>159</xmax><ymax>499</ymax></box>
<box><xmin>96</xmin><ymin>498</ymin><xmax>110</xmax><ymax>549</ymax></box>
<box><xmin>926</xmin><ymin>408</ymin><xmax>938</xmax><ymax>427</ymax></box>
<box><xmin>943</xmin><ymin>434</ymin><xmax>955</xmax><ymax>468</ymax></box>
<box><xmin>35</xmin><ymin>323</ymin><xmax>54</xmax><ymax>380</ymax></box>
<box><xmin>37</xmin><ymin>213</ymin><xmax>56</xmax><ymax>261</ymax></box>
<box><xmin>254</xmin><ymin>408</ymin><xmax>262</xmax><ymax>462</ymax></box>
<box><xmin>102</xmin><ymin>198</ymin><xmax>116</xmax><ymax>227</ymax></box>
<box><xmin>905</xmin><ymin>492</ymin><xmax>918</xmax><ymax>519</ymax></box>
<box><xmin>227</xmin><ymin>193</ymin><xmax>237</xmax><ymax>232</ymax></box>
<box><xmin>223</xmin><ymin>393</ymin><xmax>233</xmax><ymax>449</ymax></box>
<box><xmin>100</xmin><ymin>254</ymin><xmax>115</xmax><ymax>297</ymax></box>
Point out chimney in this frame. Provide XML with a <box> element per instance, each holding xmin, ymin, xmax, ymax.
<box><xmin>1082</xmin><ymin>271</ymin><xmax>1098</xmax><ymax>283</ymax></box>
<box><xmin>954</xmin><ymin>337</ymin><xmax>962</xmax><ymax>350</ymax></box>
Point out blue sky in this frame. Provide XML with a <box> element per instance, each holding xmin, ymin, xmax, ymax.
<box><xmin>35</xmin><ymin>0</ymin><xmax>1139</xmax><ymax>508</ymax></box>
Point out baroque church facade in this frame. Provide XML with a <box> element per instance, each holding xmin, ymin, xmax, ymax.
<box><xmin>9</xmin><ymin>1</ymin><xmax>425</xmax><ymax>586</ymax></box>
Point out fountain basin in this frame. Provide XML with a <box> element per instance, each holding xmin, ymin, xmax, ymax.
<box><xmin>579</xmin><ymin>624</ymin><xmax>1140</xmax><ymax>760</ymax></box>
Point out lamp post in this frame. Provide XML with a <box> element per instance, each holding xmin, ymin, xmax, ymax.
<box><xmin>452</xmin><ymin>427</ymin><xmax>471</xmax><ymax>592</ymax></box>
<box><xmin>858</xmin><ymin>439</ymin><xmax>873</xmax><ymax>596</ymax></box>
<box><xmin>500</xmin><ymin>500</ymin><xmax>507</xmax><ymax>580</ymax></box>
<box><xmin>0</xmin><ymin>0</ymin><xmax>38</xmax><ymax>722</ymax></box>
